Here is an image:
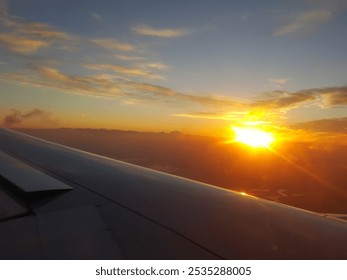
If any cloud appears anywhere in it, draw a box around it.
[173,86,347,123]
[2,108,58,127]
[6,20,69,39]
[174,111,247,120]
[254,90,317,110]
[0,33,49,53]
[132,25,190,38]
[35,66,125,97]
[274,9,332,36]
[83,63,161,79]
[0,1,69,54]
[0,0,68,40]
[90,12,102,21]
[318,87,347,106]
[292,117,347,133]
[268,78,289,85]
[0,65,245,109]
[91,38,136,51]
[0,67,125,98]
[124,82,246,109]
[255,86,347,110]
[115,55,144,61]
[0,0,8,16]
[144,63,169,70]
[1,63,346,121]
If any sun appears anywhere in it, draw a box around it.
[232,126,275,148]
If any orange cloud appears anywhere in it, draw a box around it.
[0,33,49,53]
[0,1,70,54]
[84,63,155,79]
[115,55,145,61]
[144,63,169,70]
[0,66,243,110]
[5,20,69,39]
[132,25,190,38]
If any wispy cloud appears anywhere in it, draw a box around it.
[174,111,247,120]
[0,0,8,16]
[0,66,244,109]
[115,54,145,61]
[0,0,69,54]
[0,33,49,53]
[254,90,317,110]
[144,63,169,70]
[317,86,347,106]
[255,86,347,109]
[1,62,346,123]
[292,117,347,133]
[91,38,136,51]
[2,108,58,127]
[84,63,156,79]
[132,25,190,38]
[0,67,124,98]
[268,78,289,85]
[174,86,347,122]
[5,20,70,39]
[90,12,102,21]
[125,82,246,109]
[274,9,332,36]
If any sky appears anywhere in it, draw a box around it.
[0,0,347,137]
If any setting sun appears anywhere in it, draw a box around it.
[232,126,275,148]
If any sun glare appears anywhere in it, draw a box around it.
[232,126,275,148]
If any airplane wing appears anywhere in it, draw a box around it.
[0,128,347,259]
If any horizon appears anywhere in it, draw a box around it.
[13,127,347,214]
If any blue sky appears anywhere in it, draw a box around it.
[0,0,346,135]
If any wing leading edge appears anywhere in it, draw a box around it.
[0,128,347,259]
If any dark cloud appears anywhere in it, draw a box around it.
[292,117,347,133]
[254,91,317,110]
[2,108,58,127]
[254,86,347,110]
[318,86,347,106]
